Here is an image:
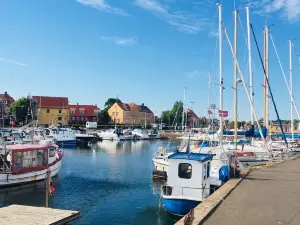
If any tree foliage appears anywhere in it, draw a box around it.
[104,98,122,109]
[162,101,183,127]
[98,98,122,125]
[8,97,28,123]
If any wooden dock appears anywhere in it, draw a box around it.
[0,205,80,225]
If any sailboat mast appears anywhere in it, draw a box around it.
[233,9,238,149]
[246,6,254,144]
[263,26,269,130]
[290,40,294,141]
[218,4,223,143]
[182,87,186,131]
[208,72,211,123]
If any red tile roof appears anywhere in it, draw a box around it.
[136,104,153,114]
[33,96,68,109]
[117,103,131,111]
[187,109,199,120]
[69,104,100,117]
[0,92,15,104]
[128,103,153,114]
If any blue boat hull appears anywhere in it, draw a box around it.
[162,198,200,216]
[56,140,77,147]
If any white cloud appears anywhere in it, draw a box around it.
[101,36,137,46]
[135,0,210,34]
[247,0,300,21]
[76,0,129,16]
[186,70,200,78]
[0,57,27,66]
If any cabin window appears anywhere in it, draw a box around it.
[49,149,56,157]
[204,163,207,180]
[178,163,192,179]
[46,109,50,113]
[13,150,47,171]
[207,162,210,178]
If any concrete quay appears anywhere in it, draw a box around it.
[177,157,300,225]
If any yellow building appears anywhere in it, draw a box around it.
[33,96,69,126]
[108,102,154,126]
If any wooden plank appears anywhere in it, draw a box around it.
[0,205,80,225]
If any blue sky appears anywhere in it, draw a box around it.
[1,0,300,120]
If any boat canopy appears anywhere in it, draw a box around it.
[168,152,214,162]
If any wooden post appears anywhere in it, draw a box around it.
[45,170,50,208]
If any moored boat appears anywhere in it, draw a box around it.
[0,143,63,187]
[161,152,214,216]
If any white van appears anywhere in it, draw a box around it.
[86,122,97,129]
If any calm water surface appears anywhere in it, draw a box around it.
[0,140,182,225]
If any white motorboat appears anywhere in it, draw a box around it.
[0,142,63,187]
[97,128,125,141]
[132,128,149,140]
[161,152,215,216]
[46,127,76,147]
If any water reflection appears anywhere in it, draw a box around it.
[0,140,181,225]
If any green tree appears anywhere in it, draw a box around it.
[104,98,122,109]
[170,101,183,126]
[98,97,122,125]
[97,110,111,125]
[8,97,28,124]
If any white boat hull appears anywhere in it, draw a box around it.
[0,160,62,187]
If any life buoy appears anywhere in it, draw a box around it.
[49,178,55,194]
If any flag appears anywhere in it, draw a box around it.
[208,110,212,115]
[218,110,228,118]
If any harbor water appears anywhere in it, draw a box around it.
[0,140,182,225]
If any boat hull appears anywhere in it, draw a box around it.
[0,159,62,187]
[56,140,77,147]
[162,198,200,216]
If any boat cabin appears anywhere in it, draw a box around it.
[163,152,214,201]
[0,144,59,174]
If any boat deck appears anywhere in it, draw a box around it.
[0,204,80,225]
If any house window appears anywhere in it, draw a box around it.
[116,112,119,116]
[46,109,50,113]
[81,116,84,121]
[58,109,62,114]
[85,117,88,121]
[58,117,62,121]
[93,117,96,121]
[80,110,85,115]
[72,117,75,121]
[112,112,115,116]
[76,116,80,120]
[117,119,120,123]
[178,163,192,179]
[71,110,75,114]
